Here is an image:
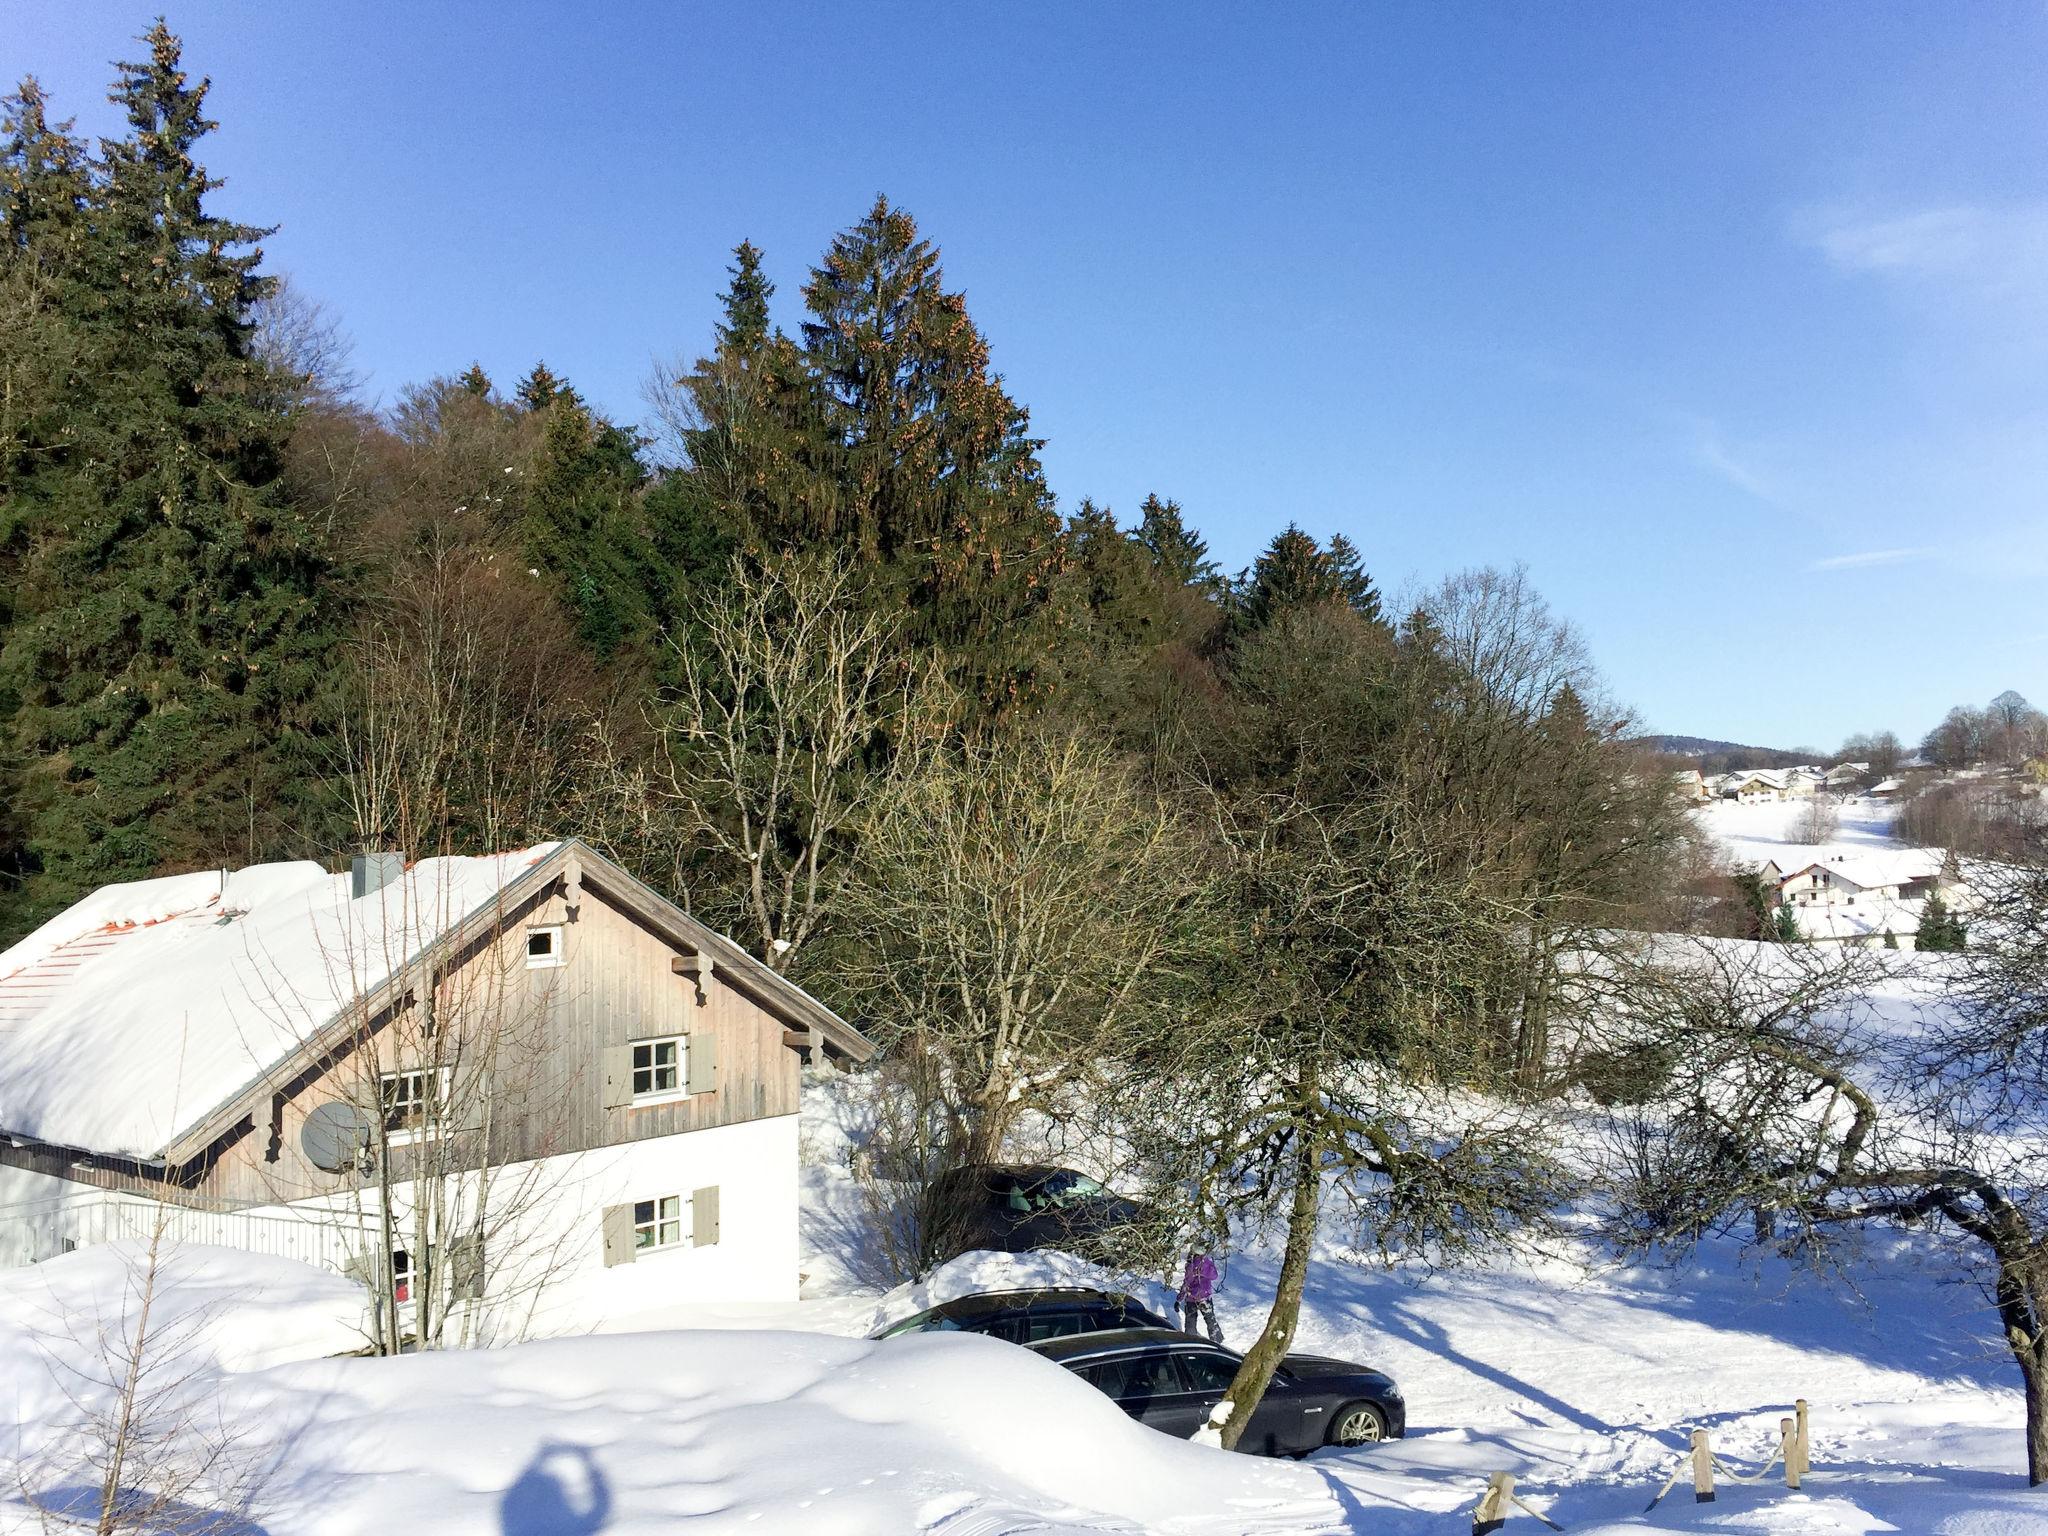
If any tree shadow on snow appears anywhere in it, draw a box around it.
[500,1443,612,1536]
[17,1486,269,1535]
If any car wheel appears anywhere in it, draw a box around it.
[1327,1402,1387,1447]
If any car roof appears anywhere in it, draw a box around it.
[951,1162,1072,1181]
[1029,1326,1214,1363]
[928,1287,1139,1318]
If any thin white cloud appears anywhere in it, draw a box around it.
[1795,200,2048,309]
[1678,413,1788,508]
[1808,547,1936,572]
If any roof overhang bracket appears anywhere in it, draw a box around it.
[671,951,713,1005]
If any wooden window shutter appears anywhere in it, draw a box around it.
[601,1203,635,1267]
[686,1031,719,1095]
[601,1043,634,1110]
[692,1185,720,1247]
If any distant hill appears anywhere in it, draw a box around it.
[1639,736,1816,773]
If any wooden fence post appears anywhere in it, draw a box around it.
[1474,1471,1515,1535]
[1781,1417,1799,1489]
[1691,1428,1715,1503]
[1795,1398,1810,1478]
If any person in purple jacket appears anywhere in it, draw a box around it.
[1178,1249,1223,1344]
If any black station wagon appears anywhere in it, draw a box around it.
[1030,1327,1406,1456]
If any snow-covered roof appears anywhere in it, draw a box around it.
[0,846,559,1160]
[1870,778,1905,794]
[1724,770,1787,790]
[1787,892,1925,942]
[1774,849,1950,894]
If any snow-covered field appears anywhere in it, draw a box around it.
[6,1127,2040,1534]
[1694,793,1904,872]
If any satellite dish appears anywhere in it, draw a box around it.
[300,1101,372,1173]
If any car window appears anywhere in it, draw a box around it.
[1028,1170,1107,1210]
[980,1314,1027,1344]
[1020,1309,1086,1343]
[1174,1350,1241,1395]
[1081,1351,1185,1403]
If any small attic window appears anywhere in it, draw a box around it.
[526,925,565,969]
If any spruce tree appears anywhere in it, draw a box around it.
[1239,524,1342,629]
[715,239,773,354]
[1135,493,1222,595]
[516,361,571,412]
[1068,498,1165,648]
[1325,533,1385,627]
[0,24,339,934]
[458,362,493,398]
[1,78,92,263]
[797,196,1064,709]
[522,397,655,659]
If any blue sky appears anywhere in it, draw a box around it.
[14,3,2047,750]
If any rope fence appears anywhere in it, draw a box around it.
[1468,1398,1811,1533]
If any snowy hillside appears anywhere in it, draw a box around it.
[1694,794,1903,867]
[3,1100,2041,1535]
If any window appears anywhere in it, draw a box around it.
[630,1036,685,1102]
[1020,1309,1090,1344]
[526,925,565,968]
[379,1067,449,1140]
[1081,1351,1183,1404]
[1174,1351,1240,1394]
[634,1194,687,1253]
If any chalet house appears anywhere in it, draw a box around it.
[0,841,871,1332]
[1765,849,1965,949]
[1825,762,1870,788]
[1672,769,1708,803]
[1721,772,1788,804]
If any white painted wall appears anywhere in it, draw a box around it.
[0,1161,98,1208]
[0,1164,118,1268]
[254,1112,801,1341]
[521,1112,800,1335]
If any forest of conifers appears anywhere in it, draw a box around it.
[0,22,1694,1078]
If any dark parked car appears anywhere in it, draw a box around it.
[1030,1327,1405,1456]
[925,1164,1148,1260]
[871,1287,1176,1344]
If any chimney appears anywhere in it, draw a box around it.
[351,851,404,899]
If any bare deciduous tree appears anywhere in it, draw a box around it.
[1127,790,1561,1450]
[1610,924,2048,1483]
[636,552,932,971]
[1793,791,1840,845]
[14,1218,271,1534]
[841,727,1213,1182]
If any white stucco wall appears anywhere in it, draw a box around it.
[251,1111,801,1340]
[0,1165,120,1268]
[516,1112,802,1335]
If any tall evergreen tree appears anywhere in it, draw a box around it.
[796,197,1065,709]
[1325,533,1385,627]
[1135,493,1222,595]
[1067,498,1165,649]
[715,238,773,354]
[516,360,573,412]
[0,78,91,262]
[0,24,338,934]
[523,397,655,659]
[457,362,493,398]
[1238,524,1342,629]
